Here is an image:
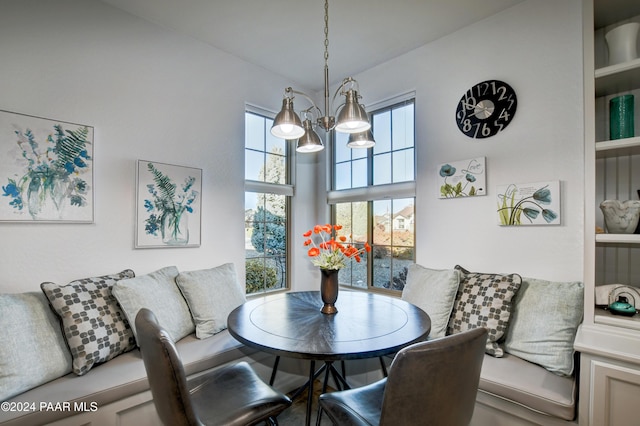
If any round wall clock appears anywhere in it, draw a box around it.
[455,79,517,139]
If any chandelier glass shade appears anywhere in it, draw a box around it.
[270,0,374,153]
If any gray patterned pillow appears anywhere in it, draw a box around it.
[447,265,522,357]
[41,269,136,376]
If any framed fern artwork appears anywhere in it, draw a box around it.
[135,160,202,248]
[0,110,94,222]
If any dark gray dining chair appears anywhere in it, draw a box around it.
[317,327,488,426]
[135,308,291,426]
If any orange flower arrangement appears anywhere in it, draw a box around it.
[303,224,371,270]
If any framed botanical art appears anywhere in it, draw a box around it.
[135,160,202,248]
[497,180,560,226]
[0,110,94,222]
[438,157,486,198]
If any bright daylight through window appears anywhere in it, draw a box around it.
[331,98,415,291]
[244,110,291,294]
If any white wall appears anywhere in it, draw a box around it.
[0,0,319,292]
[349,0,585,281]
[0,0,585,294]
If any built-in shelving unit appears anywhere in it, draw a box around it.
[577,1,640,424]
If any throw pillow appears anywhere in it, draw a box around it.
[447,265,522,357]
[401,264,459,338]
[41,269,136,376]
[112,266,195,343]
[504,277,584,376]
[175,263,246,339]
[0,292,72,401]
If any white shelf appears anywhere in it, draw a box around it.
[596,233,640,243]
[595,136,640,157]
[595,58,640,97]
[595,307,640,331]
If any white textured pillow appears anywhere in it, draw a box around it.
[175,263,246,339]
[0,292,72,401]
[504,278,584,376]
[112,266,195,343]
[402,264,460,338]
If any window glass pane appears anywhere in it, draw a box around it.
[352,201,368,242]
[390,254,410,291]
[373,153,391,185]
[373,200,391,245]
[245,113,264,151]
[335,132,350,163]
[392,104,414,150]
[335,201,369,288]
[265,151,286,184]
[352,145,367,160]
[392,148,414,183]
[372,249,391,289]
[391,199,414,246]
[245,150,264,181]
[373,111,391,154]
[245,192,287,294]
[335,162,351,190]
[352,158,368,188]
[265,118,285,154]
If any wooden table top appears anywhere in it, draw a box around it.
[227,291,431,361]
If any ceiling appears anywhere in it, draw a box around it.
[100,0,525,92]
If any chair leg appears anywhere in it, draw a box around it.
[315,406,324,426]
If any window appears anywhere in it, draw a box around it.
[244,108,291,294]
[330,96,415,292]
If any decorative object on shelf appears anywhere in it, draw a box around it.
[609,94,634,140]
[455,80,517,139]
[599,199,640,234]
[303,224,371,314]
[135,160,202,248]
[438,157,486,198]
[496,181,560,226]
[609,296,636,316]
[606,285,640,317]
[605,22,640,66]
[270,0,374,153]
[0,110,94,223]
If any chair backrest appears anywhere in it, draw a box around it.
[135,308,202,426]
[379,327,488,426]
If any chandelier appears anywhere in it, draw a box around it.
[270,0,375,153]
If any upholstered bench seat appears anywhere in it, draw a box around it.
[0,330,256,426]
[479,353,577,421]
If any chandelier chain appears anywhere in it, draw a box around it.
[324,0,329,66]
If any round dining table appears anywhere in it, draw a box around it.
[227,290,431,425]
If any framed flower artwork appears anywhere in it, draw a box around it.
[135,160,202,248]
[496,180,560,226]
[438,157,486,198]
[0,110,94,222]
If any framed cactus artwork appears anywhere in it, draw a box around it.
[0,110,94,222]
[496,180,560,226]
[135,160,202,248]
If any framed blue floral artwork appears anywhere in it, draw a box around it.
[0,110,94,222]
[135,160,202,248]
[496,180,560,226]
[438,157,486,198]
